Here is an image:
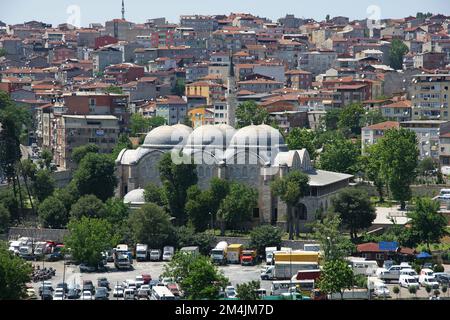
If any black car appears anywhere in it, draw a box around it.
[41,290,53,300]
[97,278,110,290]
[83,280,95,294]
[434,273,450,285]
[56,283,69,293]
[94,287,109,300]
[67,289,80,300]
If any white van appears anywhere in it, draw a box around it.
[399,275,419,288]
[124,288,136,300]
[400,268,419,280]
[439,188,450,198]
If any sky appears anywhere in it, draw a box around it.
[1,0,449,27]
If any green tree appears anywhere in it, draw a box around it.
[0,204,10,233]
[311,214,355,261]
[129,113,150,136]
[331,188,376,240]
[235,101,269,128]
[325,14,330,22]
[39,148,53,170]
[38,196,68,228]
[32,169,55,203]
[0,243,32,299]
[318,138,360,175]
[111,133,133,160]
[408,285,417,298]
[271,170,310,239]
[0,48,6,57]
[172,78,186,96]
[105,85,123,94]
[393,286,400,299]
[408,197,448,252]
[158,152,197,225]
[360,109,386,127]
[218,182,258,234]
[363,144,386,202]
[19,159,37,212]
[322,108,341,131]
[377,128,419,209]
[70,194,106,220]
[143,182,167,207]
[148,116,167,129]
[71,144,99,165]
[73,153,117,202]
[175,225,216,255]
[389,39,409,70]
[65,217,119,267]
[162,252,229,300]
[185,185,213,232]
[53,182,79,213]
[317,259,354,300]
[338,103,365,136]
[418,157,436,176]
[104,197,130,225]
[236,280,261,300]
[249,225,283,258]
[128,203,173,249]
[286,128,317,159]
[0,189,19,222]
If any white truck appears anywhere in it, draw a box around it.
[180,246,200,256]
[347,257,379,276]
[136,244,149,262]
[150,249,161,261]
[261,262,320,280]
[210,241,228,265]
[265,247,277,265]
[163,246,175,261]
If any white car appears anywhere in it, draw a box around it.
[124,288,135,300]
[139,284,151,294]
[161,277,174,286]
[225,286,237,299]
[400,268,419,281]
[421,276,440,289]
[135,276,144,288]
[80,291,93,300]
[113,285,124,297]
[373,283,390,297]
[53,288,65,300]
[399,275,420,288]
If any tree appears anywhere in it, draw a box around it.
[158,152,197,225]
[128,203,173,249]
[249,225,283,258]
[129,113,150,136]
[322,108,341,131]
[65,217,118,267]
[360,109,386,127]
[389,39,409,70]
[218,182,258,234]
[236,280,261,300]
[175,225,216,256]
[162,252,229,300]
[0,204,10,233]
[408,197,448,252]
[377,128,419,209]
[53,182,79,213]
[235,101,269,128]
[325,14,330,22]
[143,182,167,207]
[271,170,310,239]
[418,157,436,176]
[317,259,354,300]
[286,128,317,159]
[38,196,68,228]
[111,133,133,160]
[331,188,376,240]
[32,169,55,203]
[105,85,123,94]
[408,285,417,298]
[425,284,432,296]
[416,12,433,19]
[393,286,400,299]
[185,185,213,232]
[73,153,117,202]
[338,103,365,136]
[71,144,99,165]
[39,148,53,170]
[318,138,360,175]
[104,197,130,225]
[363,144,386,202]
[0,48,6,57]
[19,159,37,213]
[70,194,106,220]
[0,189,19,222]
[148,116,166,129]
[172,78,185,96]
[0,243,32,299]
[311,214,355,261]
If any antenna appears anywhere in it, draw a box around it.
[121,0,125,20]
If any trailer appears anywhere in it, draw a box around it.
[227,244,243,264]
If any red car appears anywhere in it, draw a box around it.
[141,274,152,284]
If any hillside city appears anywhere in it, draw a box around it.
[1,1,450,303]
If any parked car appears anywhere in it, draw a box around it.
[225,286,237,299]
[39,282,54,296]
[95,287,109,300]
[420,276,440,289]
[434,273,450,285]
[135,275,145,288]
[113,285,124,297]
[83,280,95,294]
[399,275,420,289]
[79,263,96,273]
[161,277,174,286]
[80,291,93,300]
[149,280,160,289]
[41,289,53,300]
[141,274,152,284]
[53,288,65,300]
[26,288,37,300]
[56,282,69,293]
[137,288,149,300]
[97,277,110,290]
[67,288,80,300]
[124,288,136,300]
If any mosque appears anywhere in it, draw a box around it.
[115,122,353,232]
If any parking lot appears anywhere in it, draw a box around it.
[30,260,266,300]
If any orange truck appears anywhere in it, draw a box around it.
[241,249,257,266]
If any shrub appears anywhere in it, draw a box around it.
[434,264,444,273]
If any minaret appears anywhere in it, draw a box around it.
[226,50,237,127]
[121,0,125,20]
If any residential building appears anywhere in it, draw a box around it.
[411,74,450,120]
[285,70,312,90]
[361,121,400,153]
[379,100,412,122]
[92,46,123,74]
[155,95,188,125]
[188,107,215,128]
[297,50,338,76]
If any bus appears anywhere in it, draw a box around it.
[270,280,315,296]
[151,286,176,300]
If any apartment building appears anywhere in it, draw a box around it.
[411,74,450,120]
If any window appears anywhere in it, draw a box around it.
[252,208,260,218]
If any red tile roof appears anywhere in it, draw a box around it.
[364,121,400,131]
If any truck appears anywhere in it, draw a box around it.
[328,288,369,300]
[136,244,149,262]
[347,257,378,276]
[149,249,161,261]
[180,246,200,256]
[265,247,278,265]
[114,252,131,270]
[273,251,320,264]
[261,261,320,280]
[241,250,257,266]
[292,269,322,281]
[18,246,34,260]
[163,246,175,261]
[227,244,243,264]
[376,264,412,282]
[210,241,228,265]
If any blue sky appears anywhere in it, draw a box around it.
[1,0,449,26]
